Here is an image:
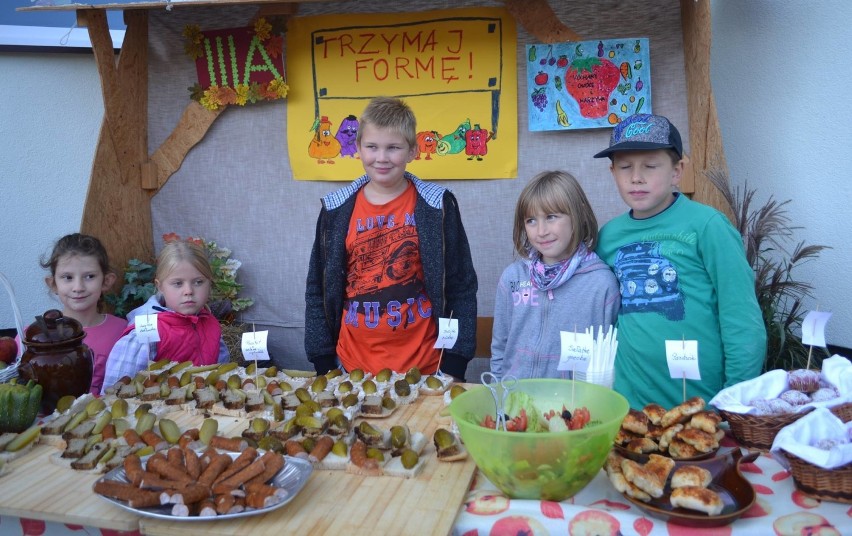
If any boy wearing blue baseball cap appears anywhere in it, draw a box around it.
[595,113,766,410]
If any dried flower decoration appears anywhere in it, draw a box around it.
[185,17,287,111]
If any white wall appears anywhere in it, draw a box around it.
[0,52,102,331]
[711,0,852,349]
[2,1,851,350]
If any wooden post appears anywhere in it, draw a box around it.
[680,0,733,219]
[80,9,155,285]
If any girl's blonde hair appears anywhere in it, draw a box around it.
[512,171,599,258]
[155,240,213,283]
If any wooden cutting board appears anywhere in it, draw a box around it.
[0,389,477,535]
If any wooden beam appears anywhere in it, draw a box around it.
[680,0,732,218]
[147,101,226,191]
[80,9,154,286]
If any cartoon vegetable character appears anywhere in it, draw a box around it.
[464,124,492,161]
[308,115,342,164]
[435,119,470,155]
[415,130,441,160]
[335,114,359,158]
[565,57,621,118]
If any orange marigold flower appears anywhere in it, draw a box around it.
[254,18,272,41]
[162,233,181,243]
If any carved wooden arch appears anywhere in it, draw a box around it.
[70,0,726,279]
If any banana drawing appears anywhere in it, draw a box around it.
[555,100,571,127]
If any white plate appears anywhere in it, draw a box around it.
[93,452,312,521]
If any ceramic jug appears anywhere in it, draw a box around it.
[18,309,93,414]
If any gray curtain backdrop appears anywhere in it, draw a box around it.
[149,1,688,372]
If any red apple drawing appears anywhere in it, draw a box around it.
[534,71,549,86]
[0,336,17,364]
[490,515,546,535]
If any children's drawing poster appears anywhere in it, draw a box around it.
[526,38,651,131]
[286,8,518,180]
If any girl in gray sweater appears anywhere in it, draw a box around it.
[490,171,620,379]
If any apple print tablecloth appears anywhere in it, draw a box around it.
[453,438,851,536]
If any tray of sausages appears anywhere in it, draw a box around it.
[92,445,312,520]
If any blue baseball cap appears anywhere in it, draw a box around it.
[594,114,683,159]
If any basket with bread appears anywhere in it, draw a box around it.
[770,406,852,504]
[710,355,852,451]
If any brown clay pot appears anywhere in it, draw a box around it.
[18,309,93,414]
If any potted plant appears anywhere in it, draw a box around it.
[706,169,831,372]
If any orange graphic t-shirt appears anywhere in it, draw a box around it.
[336,183,440,374]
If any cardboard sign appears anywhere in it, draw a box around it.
[134,313,160,343]
[434,317,459,349]
[801,310,832,347]
[665,339,700,380]
[558,331,593,372]
[241,330,270,361]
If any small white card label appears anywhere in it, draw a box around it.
[801,310,832,347]
[434,317,459,349]
[665,340,700,380]
[241,330,270,361]
[134,313,160,343]
[557,331,593,372]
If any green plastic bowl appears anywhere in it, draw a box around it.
[450,378,628,501]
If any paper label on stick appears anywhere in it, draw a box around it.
[801,310,832,347]
[558,331,593,372]
[434,318,459,349]
[665,340,700,380]
[241,330,270,361]
[134,313,160,343]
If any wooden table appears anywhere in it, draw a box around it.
[0,392,477,536]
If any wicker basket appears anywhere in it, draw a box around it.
[780,403,852,504]
[720,408,812,452]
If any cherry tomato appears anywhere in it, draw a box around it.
[569,407,591,430]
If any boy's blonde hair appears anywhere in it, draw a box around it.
[513,171,599,258]
[356,96,417,148]
[155,240,213,283]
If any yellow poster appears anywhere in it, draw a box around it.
[286,7,517,180]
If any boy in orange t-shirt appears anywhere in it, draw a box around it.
[304,97,478,380]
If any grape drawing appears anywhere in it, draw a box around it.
[531,88,548,112]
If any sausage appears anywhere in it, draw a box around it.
[214,447,258,484]
[198,453,232,487]
[93,480,161,509]
[245,451,285,486]
[209,436,248,452]
[308,435,334,462]
[211,459,267,495]
[182,447,201,480]
[147,455,193,483]
[123,454,144,486]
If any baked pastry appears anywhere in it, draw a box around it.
[676,428,718,453]
[658,424,684,450]
[671,465,712,488]
[811,386,839,402]
[788,369,821,393]
[670,486,724,516]
[688,411,722,434]
[766,398,795,414]
[621,459,666,498]
[660,397,705,428]
[779,389,811,406]
[625,437,659,454]
[668,438,700,459]
[642,403,667,426]
[622,409,650,435]
[614,427,642,446]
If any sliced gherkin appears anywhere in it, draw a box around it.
[348,368,365,382]
[404,367,421,384]
[361,380,378,394]
[400,448,419,469]
[393,379,411,397]
[425,376,443,389]
[375,368,392,382]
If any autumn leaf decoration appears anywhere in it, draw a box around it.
[185,17,289,111]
